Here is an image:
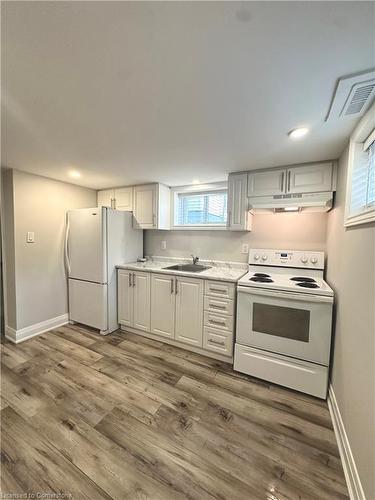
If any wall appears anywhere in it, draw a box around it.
[2,169,96,331]
[145,212,328,262]
[326,146,375,499]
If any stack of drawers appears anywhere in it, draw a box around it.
[203,280,235,358]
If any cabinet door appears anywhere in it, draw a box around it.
[115,187,133,211]
[175,277,203,347]
[227,173,251,231]
[150,274,175,338]
[133,271,151,331]
[248,170,285,197]
[133,185,157,229]
[118,270,133,327]
[287,163,333,194]
[97,189,115,208]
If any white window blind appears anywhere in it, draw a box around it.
[175,190,227,226]
[349,131,375,216]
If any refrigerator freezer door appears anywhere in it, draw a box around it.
[69,279,107,331]
[68,207,107,283]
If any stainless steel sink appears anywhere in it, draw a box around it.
[163,264,211,273]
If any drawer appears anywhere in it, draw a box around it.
[203,327,233,357]
[204,280,235,299]
[204,311,233,332]
[204,296,234,316]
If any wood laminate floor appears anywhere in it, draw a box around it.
[1,324,348,500]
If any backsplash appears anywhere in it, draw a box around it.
[144,213,328,263]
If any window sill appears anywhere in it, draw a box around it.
[171,225,229,231]
[344,208,375,227]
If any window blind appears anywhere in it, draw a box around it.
[176,190,227,226]
[349,134,375,215]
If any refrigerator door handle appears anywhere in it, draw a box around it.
[64,212,71,277]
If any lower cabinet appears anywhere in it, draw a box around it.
[118,269,233,359]
[175,276,204,347]
[118,270,150,332]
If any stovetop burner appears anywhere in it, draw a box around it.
[250,276,274,283]
[296,282,320,289]
[253,273,271,278]
[290,277,316,283]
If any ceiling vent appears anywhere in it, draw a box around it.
[325,69,375,121]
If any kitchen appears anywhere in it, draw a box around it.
[1,2,374,500]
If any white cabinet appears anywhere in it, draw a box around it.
[287,163,334,194]
[118,270,150,331]
[133,184,170,230]
[175,277,204,347]
[247,162,335,198]
[97,189,115,208]
[115,187,133,211]
[151,274,175,339]
[227,173,252,231]
[248,170,285,197]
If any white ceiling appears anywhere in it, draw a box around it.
[2,1,374,189]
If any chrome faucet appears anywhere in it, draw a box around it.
[191,254,199,265]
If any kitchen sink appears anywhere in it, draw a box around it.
[163,264,211,273]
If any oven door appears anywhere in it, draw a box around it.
[236,286,333,365]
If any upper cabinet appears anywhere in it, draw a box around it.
[247,161,336,197]
[287,163,334,194]
[227,172,252,231]
[97,183,170,229]
[133,183,170,230]
[248,170,285,197]
[97,187,132,211]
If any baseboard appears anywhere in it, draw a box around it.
[327,384,366,500]
[5,314,69,344]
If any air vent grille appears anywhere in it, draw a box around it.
[344,83,375,116]
[325,70,375,121]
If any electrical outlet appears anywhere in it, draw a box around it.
[241,243,249,254]
[26,231,35,243]
[161,240,167,250]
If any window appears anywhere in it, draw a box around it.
[345,103,375,227]
[172,184,228,228]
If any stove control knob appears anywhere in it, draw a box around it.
[301,256,308,264]
[261,254,268,261]
[310,257,318,265]
[254,254,260,261]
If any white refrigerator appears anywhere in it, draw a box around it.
[65,207,143,334]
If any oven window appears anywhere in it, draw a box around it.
[253,303,310,342]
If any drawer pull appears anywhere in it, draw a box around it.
[209,319,226,326]
[210,288,226,293]
[210,304,226,310]
[208,339,225,346]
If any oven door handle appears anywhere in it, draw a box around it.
[237,285,333,304]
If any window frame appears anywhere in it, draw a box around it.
[344,102,375,227]
[171,182,228,230]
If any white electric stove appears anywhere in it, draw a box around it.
[234,249,334,399]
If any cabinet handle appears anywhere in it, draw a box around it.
[287,171,291,192]
[170,278,174,294]
[210,287,226,293]
[210,304,226,310]
[209,319,226,326]
[132,273,136,287]
[128,273,132,287]
[175,279,178,295]
[208,339,225,346]
[281,172,284,192]
[111,198,116,210]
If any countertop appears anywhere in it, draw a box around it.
[117,257,247,283]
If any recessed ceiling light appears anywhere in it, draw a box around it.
[284,206,300,212]
[69,170,81,178]
[192,179,200,184]
[288,127,309,139]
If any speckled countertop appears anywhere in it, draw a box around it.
[117,256,247,283]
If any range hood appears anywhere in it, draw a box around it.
[249,192,333,213]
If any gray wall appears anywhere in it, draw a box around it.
[2,169,96,331]
[326,146,375,498]
[145,212,328,262]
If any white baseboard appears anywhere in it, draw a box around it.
[327,384,366,500]
[5,314,69,344]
